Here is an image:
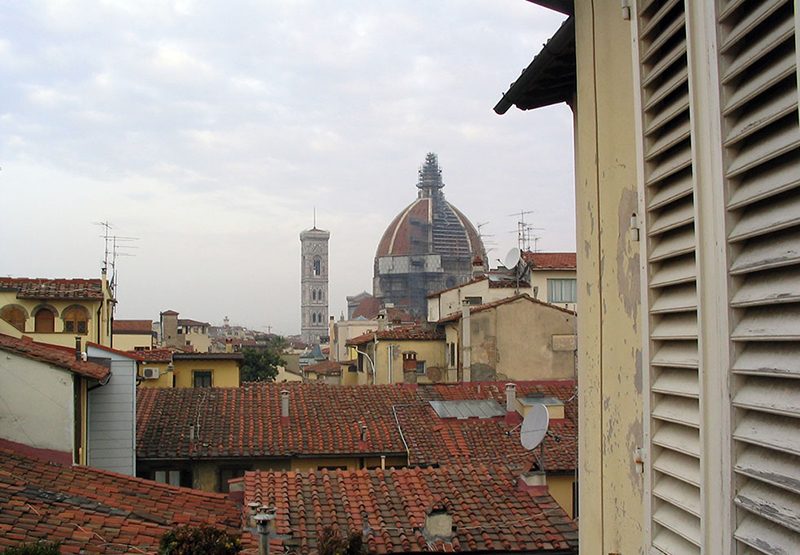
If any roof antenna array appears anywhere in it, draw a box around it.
[94,220,139,296]
[508,210,544,252]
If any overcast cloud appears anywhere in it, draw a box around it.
[0,0,573,335]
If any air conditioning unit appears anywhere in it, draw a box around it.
[143,367,160,380]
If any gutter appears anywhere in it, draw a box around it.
[493,16,575,115]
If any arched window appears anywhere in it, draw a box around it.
[0,305,26,332]
[313,258,321,276]
[63,307,89,334]
[34,308,55,333]
[312,290,317,301]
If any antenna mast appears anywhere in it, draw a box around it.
[94,221,139,296]
[508,210,544,252]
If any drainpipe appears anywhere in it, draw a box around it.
[461,300,471,382]
[354,348,376,384]
[387,344,394,385]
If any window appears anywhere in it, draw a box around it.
[416,361,426,375]
[312,290,317,301]
[34,308,55,332]
[218,467,249,493]
[63,307,89,334]
[547,279,577,303]
[447,342,457,368]
[155,470,182,486]
[313,258,321,276]
[0,306,26,332]
[193,370,212,388]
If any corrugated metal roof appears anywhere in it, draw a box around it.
[428,400,505,419]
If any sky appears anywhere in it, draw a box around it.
[0,0,574,336]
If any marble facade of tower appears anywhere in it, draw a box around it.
[300,226,330,345]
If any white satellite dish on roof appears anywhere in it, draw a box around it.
[520,404,550,450]
[504,247,521,270]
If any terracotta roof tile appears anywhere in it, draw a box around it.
[137,383,415,459]
[112,319,154,333]
[132,348,174,363]
[137,380,577,473]
[178,318,211,327]
[0,333,110,380]
[0,278,106,300]
[346,325,443,347]
[521,252,577,270]
[0,448,240,553]
[303,360,341,375]
[242,465,577,554]
[437,294,575,323]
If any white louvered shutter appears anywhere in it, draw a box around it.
[636,0,799,553]
[637,1,702,552]
[718,0,800,552]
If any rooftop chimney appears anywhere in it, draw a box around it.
[505,383,517,412]
[75,336,82,361]
[517,470,548,496]
[280,389,289,421]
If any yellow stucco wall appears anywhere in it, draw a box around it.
[291,457,360,472]
[547,474,576,519]
[136,362,174,388]
[173,358,241,388]
[368,339,446,385]
[527,269,578,313]
[574,2,644,553]
[0,292,111,348]
[112,333,154,352]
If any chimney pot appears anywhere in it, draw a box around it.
[505,383,517,413]
[280,389,290,419]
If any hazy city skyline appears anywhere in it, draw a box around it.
[0,1,575,335]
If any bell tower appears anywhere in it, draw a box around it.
[300,223,330,345]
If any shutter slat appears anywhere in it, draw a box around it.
[639,0,681,40]
[649,199,694,235]
[651,313,698,341]
[732,343,800,378]
[730,266,800,307]
[726,118,800,178]
[645,96,690,138]
[653,396,700,427]
[720,16,794,84]
[724,85,797,147]
[728,152,800,210]
[734,412,800,457]
[718,0,790,54]
[650,283,697,314]
[735,446,800,496]
[731,304,800,341]
[652,508,702,551]
[642,40,688,89]
[729,229,800,274]
[653,450,701,487]
[735,481,800,533]
[723,47,796,115]
[648,171,693,211]
[652,368,700,396]
[650,227,695,262]
[734,514,800,555]
[728,185,800,242]
[645,142,692,187]
[652,343,699,370]
[645,117,691,161]
[641,12,686,64]
[733,376,800,418]
[653,423,700,458]
[653,475,701,516]
[650,256,696,288]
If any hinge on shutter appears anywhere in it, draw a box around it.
[621,0,631,21]
[630,213,640,242]
[635,447,645,473]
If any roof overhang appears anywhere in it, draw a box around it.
[494,15,576,114]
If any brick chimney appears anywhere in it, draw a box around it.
[403,351,418,384]
[225,338,233,353]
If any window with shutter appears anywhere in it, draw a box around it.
[717,0,800,552]
[637,1,702,552]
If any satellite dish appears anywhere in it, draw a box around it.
[504,247,521,270]
[520,404,550,450]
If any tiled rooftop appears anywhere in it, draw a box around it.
[522,252,577,270]
[132,348,175,363]
[178,318,211,327]
[0,278,106,300]
[0,333,110,381]
[137,381,577,473]
[112,319,154,333]
[303,360,341,375]
[0,448,241,553]
[242,464,578,554]
[346,325,443,346]
[137,383,414,459]
[437,294,576,323]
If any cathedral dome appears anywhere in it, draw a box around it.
[373,153,486,317]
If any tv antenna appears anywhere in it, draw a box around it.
[94,221,139,295]
[508,210,544,252]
